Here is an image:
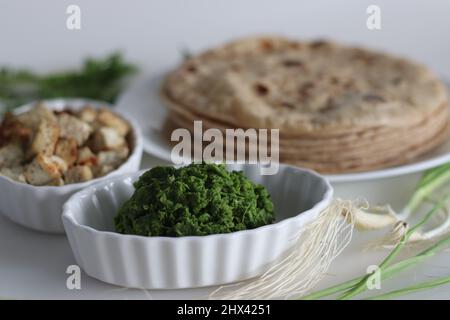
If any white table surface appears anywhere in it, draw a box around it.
[1,154,450,300]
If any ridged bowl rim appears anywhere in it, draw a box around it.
[62,164,333,242]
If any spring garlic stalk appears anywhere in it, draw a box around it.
[301,233,450,300]
[366,275,450,300]
[337,193,450,300]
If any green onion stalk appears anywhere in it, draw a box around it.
[338,193,450,300]
[367,274,450,300]
[302,163,450,300]
[398,163,450,220]
[301,233,450,300]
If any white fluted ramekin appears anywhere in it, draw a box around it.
[62,164,333,289]
[0,99,143,233]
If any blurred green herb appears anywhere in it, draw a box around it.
[0,52,136,112]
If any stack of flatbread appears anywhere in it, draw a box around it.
[161,36,449,173]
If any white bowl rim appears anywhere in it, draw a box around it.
[62,164,334,242]
[0,98,143,191]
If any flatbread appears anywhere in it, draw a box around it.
[285,124,450,173]
[166,102,448,157]
[163,36,448,135]
[161,36,449,173]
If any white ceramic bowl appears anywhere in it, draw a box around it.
[62,164,333,289]
[0,99,143,233]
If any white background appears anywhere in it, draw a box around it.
[1,0,450,78]
[1,0,450,299]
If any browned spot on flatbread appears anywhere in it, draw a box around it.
[282,59,304,68]
[363,94,386,103]
[254,83,269,96]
